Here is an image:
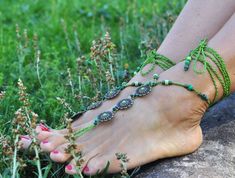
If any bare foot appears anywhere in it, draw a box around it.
[35,61,224,176]
[19,67,162,149]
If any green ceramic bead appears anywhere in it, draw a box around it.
[184,64,189,71]
[186,56,191,60]
[93,118,99,125]
[200,94,208,101]
[187,85,194,91]
[153,74,159,80]
[150,82,156,86]
[130,94,136,99]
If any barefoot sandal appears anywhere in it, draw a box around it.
[73,40,231,138]
[71,50,176,121]
[64,40,231,173]
[138,50,176,76]
[184,39,230,103]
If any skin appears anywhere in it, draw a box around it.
[21,0,235,138]
[20,0,235,176]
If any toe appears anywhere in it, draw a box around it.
[36,124,52,141]
[19,135,32,149]
[65,152,101,175]
[50,143,72,163]
[36,123,50,132]
[65,162,77,175]
[65,159,82,175]
[36,123,67,141]
[36,130,52,141]
[84,152,128,175]
[40,134,67,152]
[40,121,94,152]
[83,155,111,175]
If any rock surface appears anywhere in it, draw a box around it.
[134,93,235,178]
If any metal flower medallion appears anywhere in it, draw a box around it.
[104,89,121,100]
[87,101,102,110]
[135,85,152,96]
[117,98,133,110]
[97,111,114,122]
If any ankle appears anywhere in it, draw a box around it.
[152,83,206,127]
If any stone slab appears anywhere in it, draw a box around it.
[134,93,235,178]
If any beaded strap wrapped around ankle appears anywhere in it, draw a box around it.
[73,40,231,138]
[138,50,176,76]
[184,39,231,103]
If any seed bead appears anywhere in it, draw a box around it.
[162,80,172,85]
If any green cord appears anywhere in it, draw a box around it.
[74,124,95,138]
[73,78,212,139]
[206,47,231,94]
[139,50,176,76]
[184,40,231,104]
[151,80,211,105]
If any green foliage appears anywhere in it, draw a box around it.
[0,0,186,177]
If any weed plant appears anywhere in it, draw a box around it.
[0,0,185,177]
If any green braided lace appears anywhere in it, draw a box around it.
[184,39,231,104]
[74,124,95,138]
[139,50,176,76]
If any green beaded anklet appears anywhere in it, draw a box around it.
[184,39,230,104]
[74,76,211,137]
[71,51,175,121]
[73,40,231,138]
[138,50,176,76]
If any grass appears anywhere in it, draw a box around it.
[0,0,186,177]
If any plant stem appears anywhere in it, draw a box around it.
[33,142,43,178]
[12,132,19,178]
[36,50,42,87]
[25,108,43,178]
[71,151,84,178]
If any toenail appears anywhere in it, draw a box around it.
[52,150,59,154]
[42,140,49,144]
[20,136,30,140]
[66,164,73,171]
[83,165,89,173]
[39,123,50,132]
